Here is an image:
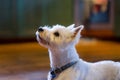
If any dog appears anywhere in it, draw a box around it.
[36,24,120,80]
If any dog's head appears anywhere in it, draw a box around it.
[36,24,84,49]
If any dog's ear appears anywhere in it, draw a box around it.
[67,24,75,30]
[72,25,84,37]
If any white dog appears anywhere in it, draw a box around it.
[36,24,120,80]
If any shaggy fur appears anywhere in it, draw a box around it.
[36,24,120,80]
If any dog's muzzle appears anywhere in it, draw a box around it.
[36,31,50,45]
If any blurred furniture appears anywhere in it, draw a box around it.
[74,0,116,39]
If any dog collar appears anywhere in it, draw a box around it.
[50,61,78,80]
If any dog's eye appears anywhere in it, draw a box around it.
[54,32,60,37]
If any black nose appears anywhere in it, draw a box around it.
[38,27,44,32]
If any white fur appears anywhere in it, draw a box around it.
[36,24,120,80]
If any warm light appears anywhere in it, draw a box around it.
[92,0,108,5]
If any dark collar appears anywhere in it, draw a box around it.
[50,61,78,79]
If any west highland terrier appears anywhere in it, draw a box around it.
[36,24,120,80]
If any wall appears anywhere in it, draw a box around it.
[0,0,73,39]
[114,0,120,37]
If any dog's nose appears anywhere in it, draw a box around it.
[38,28,44,32]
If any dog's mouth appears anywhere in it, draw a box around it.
[37,34,50,45]
[36,31,50,45]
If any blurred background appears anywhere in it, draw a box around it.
[0,0,120,80]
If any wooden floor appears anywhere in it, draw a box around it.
[0,38,120,80]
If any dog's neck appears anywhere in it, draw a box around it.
[48,46,79,69]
